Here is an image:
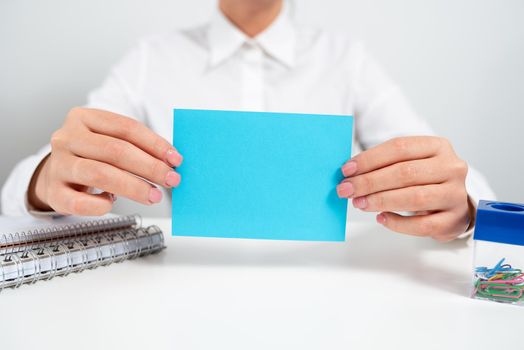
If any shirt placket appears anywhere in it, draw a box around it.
[240,42,264,111]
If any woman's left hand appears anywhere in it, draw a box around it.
[337,136,473,242]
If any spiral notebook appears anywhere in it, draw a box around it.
[0,214,165,291]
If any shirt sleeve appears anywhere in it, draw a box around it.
[1,145,51,216]
[85,40,149,122]
[350,43,435,147]
[1,42,149,217]
[349,43,496,237]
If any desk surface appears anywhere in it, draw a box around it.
[0,218,522,350]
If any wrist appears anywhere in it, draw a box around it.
[464,195,477,232]
[27,154,52,211]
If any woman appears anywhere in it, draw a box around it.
[1,0,494,241]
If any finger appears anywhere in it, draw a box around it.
[68,132,180,188]
[73,108,183,167]
[106,192,117,202]
[342,136,444,177]
[376,211,463,241]
[343,158,445,198]
[352,184,462,212]
[64,157,163,205]
[49,186,113,216]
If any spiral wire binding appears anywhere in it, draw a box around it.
[0,215,164,291]
[0,215,139,255]
[0,260,4,292]
[24,249,41,284]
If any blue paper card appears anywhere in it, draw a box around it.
[172,109,353,241]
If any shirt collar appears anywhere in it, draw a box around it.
[207,2,296,68]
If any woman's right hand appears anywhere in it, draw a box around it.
[28,107,183,216]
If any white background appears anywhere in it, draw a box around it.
[1,0,523,215]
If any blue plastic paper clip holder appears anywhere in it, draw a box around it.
[471,200,524,306]
[473,200,524,246]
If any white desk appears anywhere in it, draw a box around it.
[0,218,522,350]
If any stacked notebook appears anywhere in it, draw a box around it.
[0,214,165,291]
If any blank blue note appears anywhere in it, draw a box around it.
[172,109,353,241]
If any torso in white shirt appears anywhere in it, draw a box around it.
[86,4,434,151]
[0,4,495,217]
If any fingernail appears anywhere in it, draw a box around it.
[148,187,163,204]
[342,161,357,177]
[336,182,354,198]
[166,149,183,167]
[353,197,367,209]
[376,213,386,224]
[165,170,181,187]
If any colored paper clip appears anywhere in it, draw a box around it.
[476,283,524,300]
[473,258,524,304]
[475,258,516,278]
[488,274,524,285]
